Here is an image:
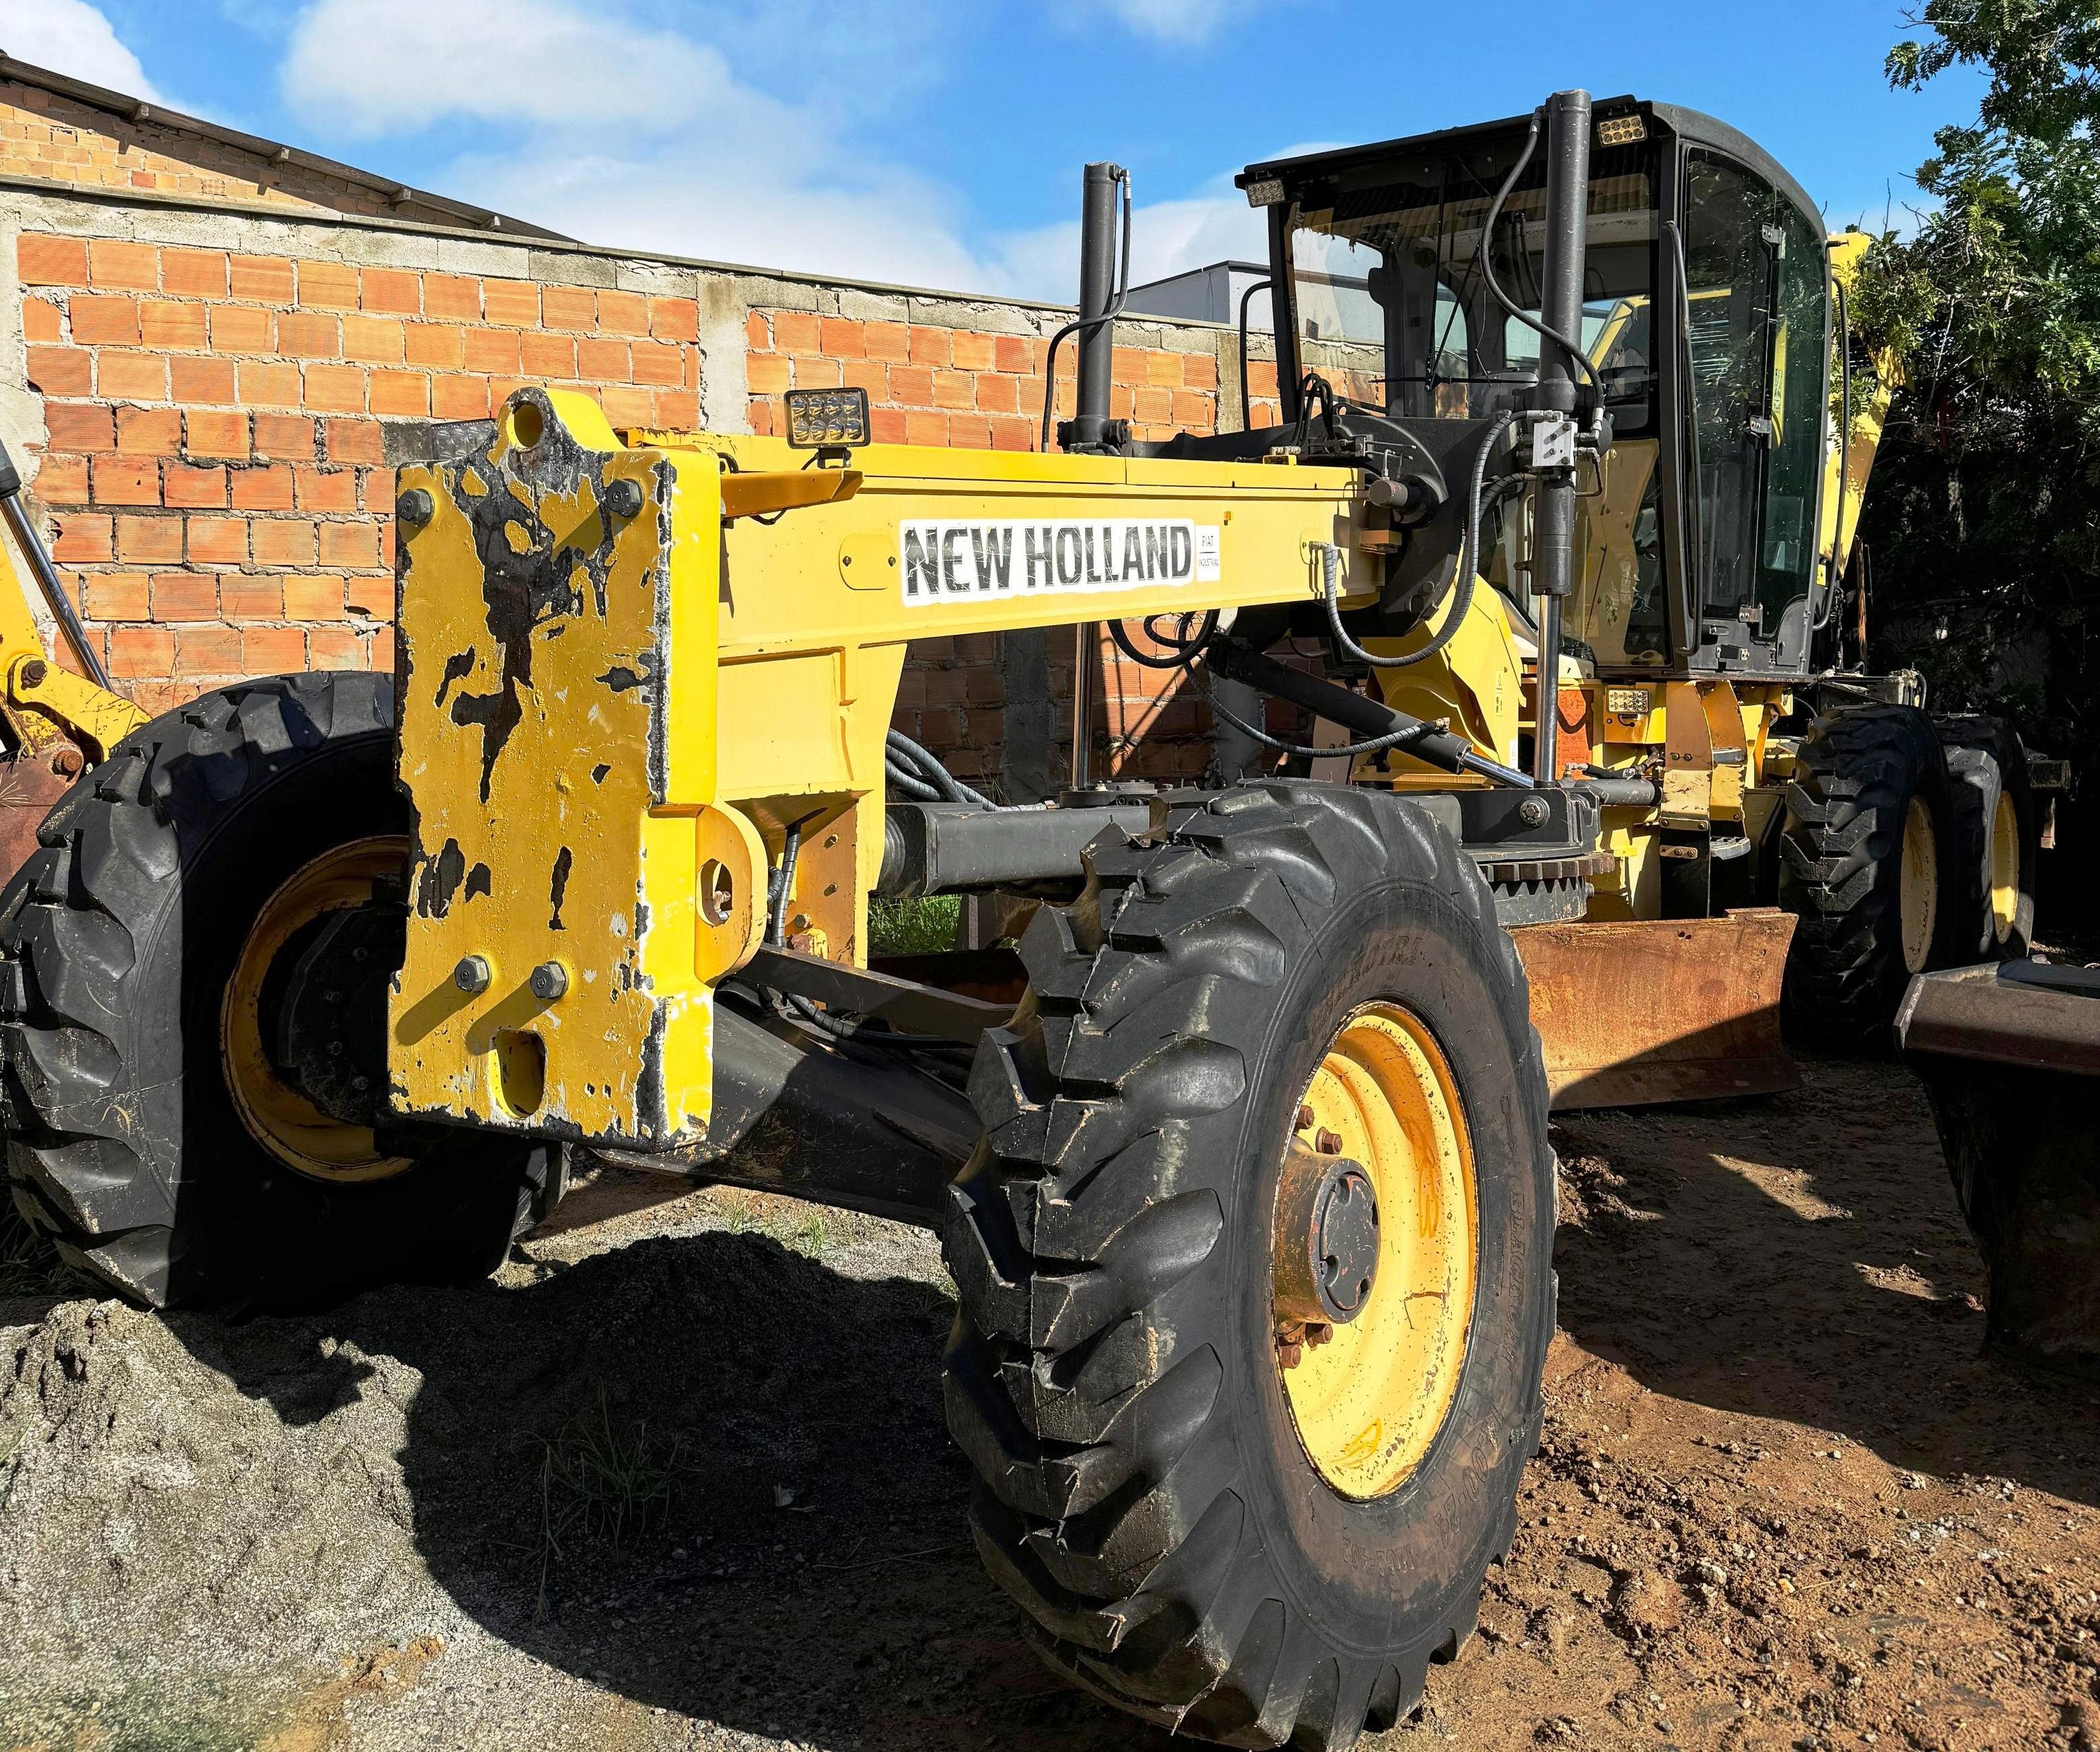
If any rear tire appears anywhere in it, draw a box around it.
[1934,715,2036,960]
[942,781,1554,1749]
[0,672,558,1310]
[1779,705,1959,1045]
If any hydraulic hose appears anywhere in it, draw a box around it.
[1323,413,1521,671]
[1479,111,1603,393]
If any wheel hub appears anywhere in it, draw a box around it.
[1273,1140,1380,1327]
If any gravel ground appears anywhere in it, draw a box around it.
[3,1059,2097,1752]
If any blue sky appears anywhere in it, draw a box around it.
[15,0,1984,299]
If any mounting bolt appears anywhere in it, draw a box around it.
[601,477,643,520]
[397,488,435,526]
[528,960,569,1002]
[49,746,83,779]
[18,659,47,689]
[1517,794,1550,827]
[452,954,491,994]
[1295,1104,1315,1131]
[1315,1127,1343,1156]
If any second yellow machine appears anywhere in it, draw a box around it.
[0,91,2043,1747]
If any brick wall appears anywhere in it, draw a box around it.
[0,104,1282,792]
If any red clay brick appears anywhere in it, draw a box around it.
[114,514,180,563]
[230,465,295,511]
[462,328,521,374]
[1170,389,1212,429]
[209,304,273,353]
[649,297,698,343]
[369,371,430,417]
[310,627,368,670]
[184,409,250,459]
[368,626,396,673]
[596,289,648,335]
[907,326,950,367]
[422,274,478,320]
[1144,351,1183,388]
[745,313,771,350]
[361,267,422,315]
[630,341,683,387]
[293,466,358,513]
[483,279,539,327]
[18,236,88,286]
[114,406,180,455]
[32,455,90,503]
[139,302,207,350]
[97,352,168,400]
[597,385,655,429]
[277,310,340,358]
[746,396,775,435]
[92,456,158,506]
[864,322,911,363]
[229,254,296,304]
[85,571,149,619]
[160,248,229,298]
[949,415,991,449]
[1182,353,1218,389]
[173,626,242,678]
[304,364,368,413]
[149,572,218,620]
[250,518,316,567]
[820,317,866,359]
[283,574,347,621]
[186,516,248,565]
[46,405,115,452]
[886,363,934,405]
[88,240,158,291]
[22,299,63,343]
[170,355,238,404]
[298,260,360,310]
[53,514,114,562]
[403,323,464,370]
[325,421,385,466]
[790,355,841,389]
[995,335,1038,374]
[342,316,405,365]
[254,414,317,460]
[987,413,1033,450]
[244,627,308,672]
[931,370,974,412]
[836,361,884,399]
[746,354,792,396]
[221,575,284,620]
[542,285,596,330]
[521,332,576,378]
[344,573,390,617]
[652,390,699,428]
[164,462,227,509]
[950,332,997,373]
[870,406,909,445]
[108,626,174,676]
[238,361,303,406]
[577,337,630,381]
[26,346,92,396]
[905,409,948,446]
[773,311,822,354]
[975,374,1019,414]
[69,295,139,345]
[431,375,491,420]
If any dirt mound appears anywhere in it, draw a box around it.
[1,1063,2097,1752]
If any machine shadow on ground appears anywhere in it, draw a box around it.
[1551,1058,2100,1512]
[162,1225,1177,1752]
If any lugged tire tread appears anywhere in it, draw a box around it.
[943,779,1549,1749]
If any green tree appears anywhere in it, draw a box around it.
[1855,1,2100,789]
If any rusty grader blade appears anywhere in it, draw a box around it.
[1512,907,1800,1110]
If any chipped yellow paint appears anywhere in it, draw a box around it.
[0,524,146,758]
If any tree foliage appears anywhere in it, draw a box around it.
[1854,1,2100,775]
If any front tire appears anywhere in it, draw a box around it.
[942,782,1554,1749]
[0,673,557,1310]
[1779,705,1960,1045]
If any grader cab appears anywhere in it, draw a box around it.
[0,92,2054,1747]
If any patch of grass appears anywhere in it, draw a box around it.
[868,894,960,956]
[784,1212,833,1257]
[0,1197,69,1298]
[533,1386,689,1617]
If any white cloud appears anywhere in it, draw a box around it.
[5,0,162,99]
[1064,0,1280,46]
[279,0,1280,298]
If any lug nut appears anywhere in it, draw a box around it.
[1295,1104,1315,1131]
[1315,1127,1343,1156]
[453,954,491,994]
[528,960,569,1002]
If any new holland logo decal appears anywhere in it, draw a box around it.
[899,519,1222,605]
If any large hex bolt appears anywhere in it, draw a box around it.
[452,955,491,994]
[529,961,569,1002]
[1273,1137,1380,1330]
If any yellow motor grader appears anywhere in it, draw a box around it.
[0,92,2048,1746]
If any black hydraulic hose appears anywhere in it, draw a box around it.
[1107,610,1218,670]
[1237,276,1273,431]
[884,759,944,802]
[1479,110,1603,393]
[885,728,992,809]
[1323,415,1520,671]
[1039,168,1133,452]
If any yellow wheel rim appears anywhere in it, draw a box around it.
[1899,796,1939,975]
[1988,788,2021,945]
[221,835,413,1184]
[1275,1002,1478,1500]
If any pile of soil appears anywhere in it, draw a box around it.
[3,1060,2097,1751]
